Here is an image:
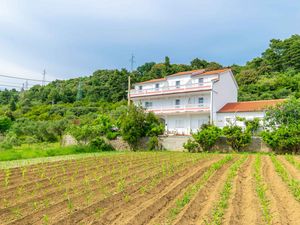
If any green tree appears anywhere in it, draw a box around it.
[223,125,251,151]
[0,116,12,134]
[192,124,222,151]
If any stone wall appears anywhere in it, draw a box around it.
[159,135,272,152]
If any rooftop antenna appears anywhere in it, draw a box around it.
[42,69,46,86]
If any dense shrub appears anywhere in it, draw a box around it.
[183,139,199,152]
[148,136,161,151]
[106,131,118,140]
[192,124,222,151]
[261,124,300,153]
[88,137,115,151]
[120,105,164,150]
[0,116,12,134]
[222,125,251,151]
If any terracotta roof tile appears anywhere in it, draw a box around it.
[135,68,230,85]
[218,99,286,113]
[135,78,166,84]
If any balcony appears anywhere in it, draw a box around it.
[130,82,212,98]
[146,103,210,115]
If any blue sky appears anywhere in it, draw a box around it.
[0,0,300,83]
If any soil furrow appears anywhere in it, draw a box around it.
[277,156,300,180]
[172,157,238,225]
[7,155,201,225]
[262,156,300,225]
[89,156,222,225]
[223,155,262,225]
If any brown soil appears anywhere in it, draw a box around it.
[91,156,222,225]
[2,154,300,225]
[6,154,204,225]
[261,156,300,225]
[172,157,238,225]
[277,156,300,180]
[223,155,262,225]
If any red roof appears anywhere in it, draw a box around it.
[135,68,230,85]
[218,99,286,113]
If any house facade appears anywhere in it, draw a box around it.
[129,69,284,135]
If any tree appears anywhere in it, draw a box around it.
[120,105,147,150]
[120,105,164,150]
[192,124,222,151]
[261,97,300,153]
[9,99,17,111]
[223,125,251,151]
[0,116,12,134]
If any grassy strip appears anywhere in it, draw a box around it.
[0,143,117,162]
[270,155,300,201]
[285,154,300,171]
[204,155,248,225]
[166,155,234,223]
[253,155,272,224]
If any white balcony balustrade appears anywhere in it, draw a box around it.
[130,82,212,97]
[145,103,210,114]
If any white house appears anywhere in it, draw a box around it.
[129,68,284,135]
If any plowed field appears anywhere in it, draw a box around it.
[1,152,300,225]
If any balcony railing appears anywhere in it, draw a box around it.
[146,103,210,114]
[130,82,212,97]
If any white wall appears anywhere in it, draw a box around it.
[212,71,238,123]
[133,93,210,109]
[164,113,210,135]
[216,111,265,128]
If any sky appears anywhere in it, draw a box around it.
[0,0,300,86]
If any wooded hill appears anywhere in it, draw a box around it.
[1,34,300,117]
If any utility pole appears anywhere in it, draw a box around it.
[128,76,131,106]
[128,54,135,107]
[25,80,28,90]
[76,79,83,101]
[42,69,46,86]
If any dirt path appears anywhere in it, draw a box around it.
[277,156,300,180]
[262,156,300,225]
[222,155,262,225]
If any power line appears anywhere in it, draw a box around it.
[0,74,52,83]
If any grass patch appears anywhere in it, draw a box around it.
[0,142,116,162]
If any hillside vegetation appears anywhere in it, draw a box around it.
[0,35,299,154]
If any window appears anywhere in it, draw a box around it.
[198,97,204,106]
[175,120,184,128]
[139,86,143,90]
[176,81,180,88]
[155,83,159,90]
[145,102,152,109]
[175,99,180,108]
[198,78,204,86]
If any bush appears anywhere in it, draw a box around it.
[183,139,199,152]
[0,116,12,134]
[148,136,161,151]
[88,137,115,151]
[192,124,221,151]
[106,131,118,140]
[261,124,300,154]
[0,132,21,149]
[222,125,251,151]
